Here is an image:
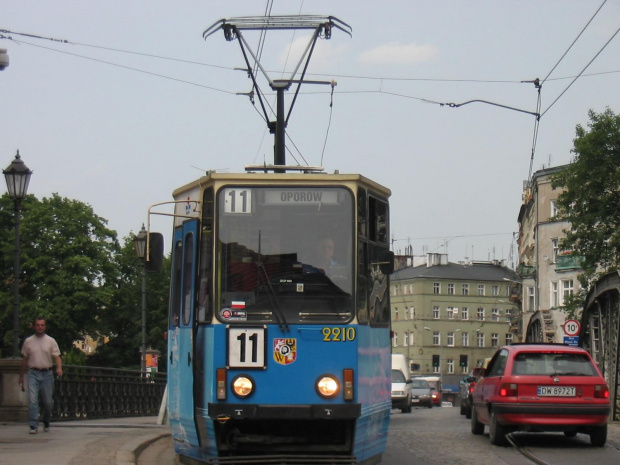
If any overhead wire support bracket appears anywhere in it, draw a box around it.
[203,15,351,171]
[445,99,540,119]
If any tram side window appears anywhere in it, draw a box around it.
[198,188,214,324]
[357,188,368,324]
[171,239,183,327]
[182,232,194,326]
[369,197,388,245]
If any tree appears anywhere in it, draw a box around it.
[0,193,120,355]
[552,108,620,291]
[87,236,170,370]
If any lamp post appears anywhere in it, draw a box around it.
[3,150,33,358]
[133,224,147,374]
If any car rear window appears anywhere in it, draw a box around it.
[511,352,597,376]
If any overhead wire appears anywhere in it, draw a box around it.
[527,0,610,182]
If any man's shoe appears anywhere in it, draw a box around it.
[29,427,37,434]
[43,423,50,432]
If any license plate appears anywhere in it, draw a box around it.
[412,398,420,403]
[537,386,575,397]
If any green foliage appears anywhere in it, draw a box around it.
[63,347,87,366]
[551,108,620,294]
[1,192,171,372]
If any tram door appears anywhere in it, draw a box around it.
[169,219,199,447]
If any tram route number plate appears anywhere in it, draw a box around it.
[537,386,575,397]
[228,327,265,369]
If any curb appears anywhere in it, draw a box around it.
[116,431,172,465]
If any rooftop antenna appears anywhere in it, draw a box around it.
[203,16,352,173]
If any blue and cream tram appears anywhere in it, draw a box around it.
[157,168,393,464]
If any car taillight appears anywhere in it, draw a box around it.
[468,382,476,394]
[594,384,609,399]
[499,383,518,397]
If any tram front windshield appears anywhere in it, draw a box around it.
[217,186,353,324]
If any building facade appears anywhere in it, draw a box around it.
[390,253,519,390]
[517,165,582,343]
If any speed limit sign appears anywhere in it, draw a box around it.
[564,319,580,337]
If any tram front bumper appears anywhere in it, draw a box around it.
[208,403,361,420]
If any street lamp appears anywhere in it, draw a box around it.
[133,224,147,374]
[3,150,33,358]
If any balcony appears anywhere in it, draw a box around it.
[518,263,536,279]
[555,253,582,271]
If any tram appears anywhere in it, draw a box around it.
[148,15,394,465]
[150,167,393,464]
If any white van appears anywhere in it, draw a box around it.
[391,354,410,379]
[391,354,412,413]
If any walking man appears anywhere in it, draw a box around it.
[18,317,63,434]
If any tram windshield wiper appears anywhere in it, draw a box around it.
[257,260,289,332]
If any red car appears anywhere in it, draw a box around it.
[471,343,610,446]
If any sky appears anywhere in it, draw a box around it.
[1,1,619,266]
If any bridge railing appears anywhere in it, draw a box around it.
[52,365,166,421]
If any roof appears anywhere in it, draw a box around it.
[391,261,518,282]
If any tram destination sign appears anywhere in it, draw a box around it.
[265,189,339,205]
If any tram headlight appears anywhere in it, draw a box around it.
[232,375,254,398]
[316,375,340,399]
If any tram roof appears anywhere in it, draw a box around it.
[172,171,391,198]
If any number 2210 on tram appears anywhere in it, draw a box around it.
[152,169,394,465]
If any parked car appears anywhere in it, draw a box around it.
[416,376,441,406]
[460,358,491,418]
[471,343,610,447]
[391,369,412,413]
[410,378,433,408]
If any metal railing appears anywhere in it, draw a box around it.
[52,365,166,421]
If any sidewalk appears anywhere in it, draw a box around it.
[0,416,170,465]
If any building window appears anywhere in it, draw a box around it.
[447,332,456,346]
[528,286,535,312]
[462,283,469,295]
[551,282,559,308]
[393,333,397,347]
[447,359,454,374]
[505,333,513,345]
[551,238,559,262]
[477,332,485,347]
[477,307,485,320]
[409,332,414,345]
[560,279,574,306]
[433,282,441,294]
[477,284,485,296]
[491,308,499,322]
[550,199,558,218]
[505,307,512,322]
[461,307,469,320]
[394,308,399,320]
[492,285,499,296]
[433,365,439,374]
[461,364,468,374]
[462,332,469,347]
[448,283,455,295]
[403,332,409,346]
[432,331,440,346]
[433,306,440,319]
[491,333,499,347]
[447,307,456,319]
